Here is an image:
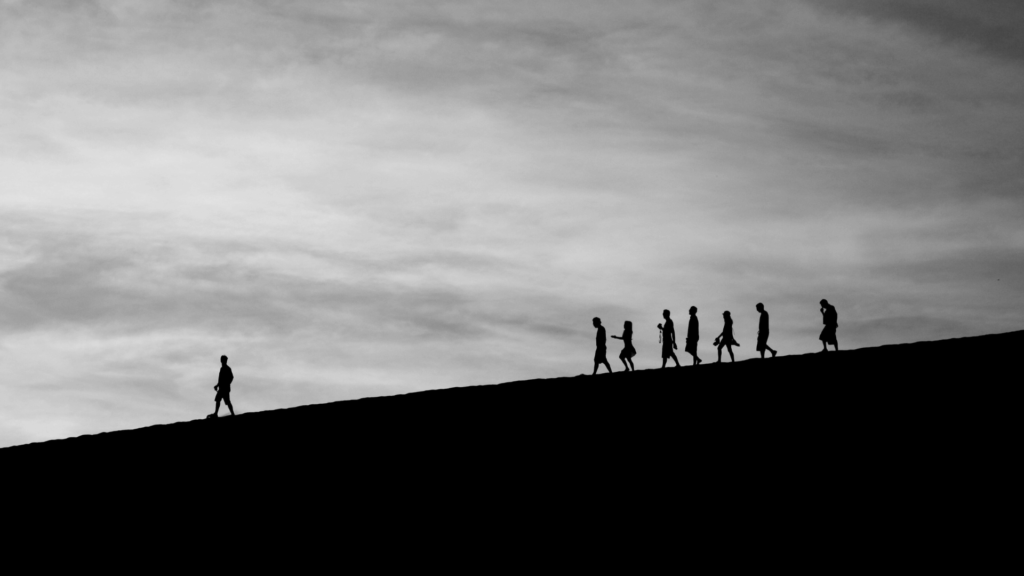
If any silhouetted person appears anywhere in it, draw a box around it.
[819,299,839,352]
[755,303,777,359]
[592,318,613,375]
[610,321,636,372]
[714,311,740,363]
[660,310,681,368]
[209,355,235,418]
[685,306,701,365]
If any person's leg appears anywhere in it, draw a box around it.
[627,358,635,371]
[213,399,221,416]
[717,344,723,363]
[766,344,776,357]
[670,352,680,367]
[759,349,765,359]
[833,341,839,351]
[662,358,667,368]
[593,362,599,376]
[727,344,735,362]
[224,396,235,416]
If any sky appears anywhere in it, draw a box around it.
[2,0,1023,447]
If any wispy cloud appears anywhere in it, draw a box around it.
[809,0,1024,63]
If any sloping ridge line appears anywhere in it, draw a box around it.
[3,330,1019,527]
[3,329,1019,454]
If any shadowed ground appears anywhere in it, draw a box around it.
[3,331,1018,559]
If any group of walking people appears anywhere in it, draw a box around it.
[591,299,839,375]
[203,301,841,414]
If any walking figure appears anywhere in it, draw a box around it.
[610,321,636,372]
[209,355,235,418]
[660,310,681,368]
[592,317,613,375]
[685,306,701,365]
[714,311,740,363]
[819,299,839,352]
[755,303,778,358]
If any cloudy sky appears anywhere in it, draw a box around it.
[2,0,1023,447]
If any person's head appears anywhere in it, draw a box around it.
[220,355,228,365]
[756,303,764,312]
[663,309,670,319]
[723,311,731,318]
[593,317,601,327]
[689,306,697,315]
[820,299,829,307]
[624,320,632,330]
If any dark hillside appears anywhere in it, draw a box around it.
[3,331,1019,550]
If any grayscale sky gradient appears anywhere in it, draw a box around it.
[2,0,1023,447]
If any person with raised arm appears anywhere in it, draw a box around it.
[610,321,636,372]
[819,299,839,352]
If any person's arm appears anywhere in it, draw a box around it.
[611,335,622,340]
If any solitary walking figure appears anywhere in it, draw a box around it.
[592,318,613,375]
[660,310,681,368]
[610,321,636,372]
[819,299,839,352]
[755,303,777,358]
[209,355,235,418]
[714,311,740,363]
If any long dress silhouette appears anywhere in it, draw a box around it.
[592,317,613,375]
[685,306,701,365]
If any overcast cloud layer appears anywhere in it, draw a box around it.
[2,0,1023,447]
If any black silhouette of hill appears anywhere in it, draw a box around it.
[3,331,1017,561]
